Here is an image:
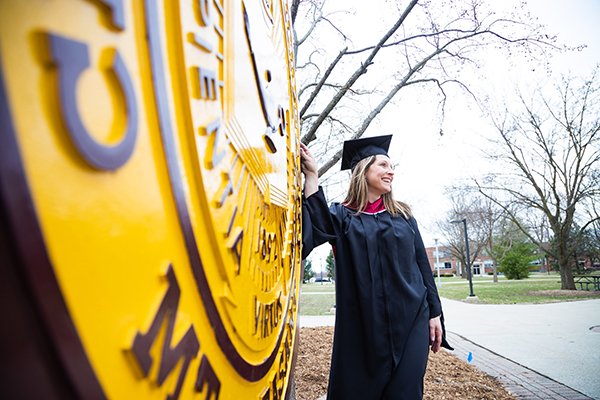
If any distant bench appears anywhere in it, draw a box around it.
[573,275,600,291]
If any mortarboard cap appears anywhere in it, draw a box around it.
[340,134,393,170]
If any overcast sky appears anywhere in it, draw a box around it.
[301,0,600,270]
[391,0,600,247]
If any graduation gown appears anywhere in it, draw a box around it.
[302,188,450,400]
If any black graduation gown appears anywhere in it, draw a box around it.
[302,188,450,400]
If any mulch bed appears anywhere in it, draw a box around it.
[295,327,516,400]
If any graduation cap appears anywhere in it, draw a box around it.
[340,134,393,170]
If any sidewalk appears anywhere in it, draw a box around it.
[448,331,592,400]
[441,298,600,399]
[299,298,600,400]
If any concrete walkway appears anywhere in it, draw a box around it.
[442,298,600,399]
[299,298,600,400]
[448,331,593,399]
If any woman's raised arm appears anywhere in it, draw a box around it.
[300,143,318,197]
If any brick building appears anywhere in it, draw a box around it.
[425,244,496,277]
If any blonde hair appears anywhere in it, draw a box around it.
[342,155,412,218]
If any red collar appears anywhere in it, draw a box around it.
[364,197,385,213]
[344,197,386,213]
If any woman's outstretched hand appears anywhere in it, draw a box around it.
[300,143,318,197]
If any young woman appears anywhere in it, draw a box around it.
[300,135,451,400]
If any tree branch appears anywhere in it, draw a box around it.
[301,0,420,145]
[299,47,347,118]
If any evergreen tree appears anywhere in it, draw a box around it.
[579,225,600,268]
[325,250,335,281]
[303,259,314,283]
[492,218,539,279]
[498,241,538,280]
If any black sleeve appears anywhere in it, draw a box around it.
[409,216,453,350]
[302,187,337,260]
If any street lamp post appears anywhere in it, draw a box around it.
[320,259,323,285]
[451,218,476,298]
[434,238,441,288]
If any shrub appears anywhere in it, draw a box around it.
[499,242,537,280]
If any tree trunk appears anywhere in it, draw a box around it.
[558,257,576,290]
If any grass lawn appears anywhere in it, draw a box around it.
[299,283,336,315]
[301,283,336,292]
[298,274,600,314]
[438,273,600,304]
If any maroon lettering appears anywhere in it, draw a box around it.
[130,265,200,400]
[226,227,243,272]
[195,354,221,399]
[253,294,282,339]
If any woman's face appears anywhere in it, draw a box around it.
[365,155,395,196]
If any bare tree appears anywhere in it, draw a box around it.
[444,188,512,283]
[437,187,492,280]
[476,68,600,289]
[292,0,560,177]
[479,195,509,282]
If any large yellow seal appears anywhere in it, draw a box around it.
[0,0,301,399]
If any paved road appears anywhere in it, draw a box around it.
[441,298,600,399]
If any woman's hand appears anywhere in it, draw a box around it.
[300,143,318,197]
[429,315,442,353]
[300,143,318,176]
